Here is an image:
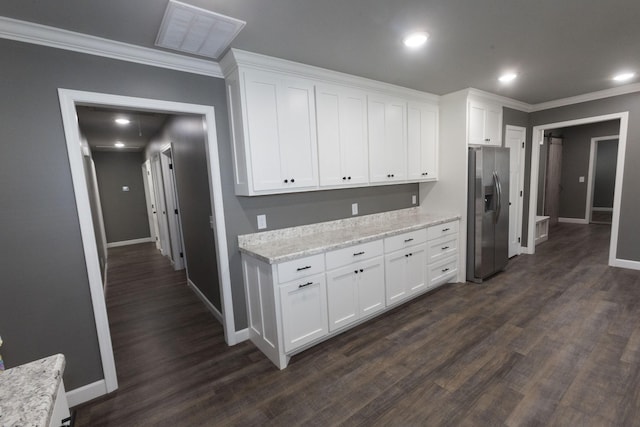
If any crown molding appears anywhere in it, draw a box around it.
[0,16,223,78]
[466,88,533,112]
[222,48,440,103]
[530,83,640,112]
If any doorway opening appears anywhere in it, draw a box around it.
[587,136,619,225]
[58,89,236,402]
[527,112,628,268]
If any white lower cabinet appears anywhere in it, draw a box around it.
[280,274,328,353]
[326,256,385,332]
[241,218,460,369]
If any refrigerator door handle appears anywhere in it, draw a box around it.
[494,170,503,223]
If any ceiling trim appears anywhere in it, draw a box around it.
[530,83,640,112]
[222,48,440,103]
[0,16,223,78]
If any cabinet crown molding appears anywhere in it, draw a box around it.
[221,48,440,103]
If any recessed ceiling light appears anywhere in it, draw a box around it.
[115,118,130,125]
[403,32,429,48]
[499,72,518,83]
[114,142,125,148]
[613,72,636,82]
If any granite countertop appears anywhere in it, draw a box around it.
[238,207,460,264]
[0,354,66,427]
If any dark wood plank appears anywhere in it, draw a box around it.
[74,223,640,426]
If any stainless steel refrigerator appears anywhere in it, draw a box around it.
[467,146,510,283]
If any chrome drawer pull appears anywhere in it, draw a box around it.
[296,266,312,271]
[404,238,414,243]
[298,281,314,288]
[353,251,365,256]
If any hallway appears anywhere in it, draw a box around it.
[75,224,640,425]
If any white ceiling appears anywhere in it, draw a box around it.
[2,0,639,104]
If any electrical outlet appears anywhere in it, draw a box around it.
[352,203,358,215]
[579,176,585,183]
[412,195,417,205]
[257,214,267,230]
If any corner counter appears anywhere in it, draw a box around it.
[0,354,70,427]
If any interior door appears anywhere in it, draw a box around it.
[142,160,161,250]
[151,155,171,258]
[505,126,526,257]
[160,147,185,271]
[545,137,563,226]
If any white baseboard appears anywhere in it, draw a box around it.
[106,237,153,248]
[67,379,108,408]
[187,279,223,324]
[611,258,640,270]
[558,217,589,224]
[592,207,614,212]
[234,328,249,343]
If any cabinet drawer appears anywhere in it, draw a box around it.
[427,220,459,240]
[325,240,383,270]
[427,235,458,264]
[384,228,427,253]
[428,256,458,289]
[277,253,325,284]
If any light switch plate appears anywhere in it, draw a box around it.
[352,203,358,215]
[122,186,130,192]
[579,176,585,183]
[412,195,417,205]
[257,214,267,230]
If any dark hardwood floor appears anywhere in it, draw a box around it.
[75,224,640,426]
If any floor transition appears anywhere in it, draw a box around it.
[75,223,640,426]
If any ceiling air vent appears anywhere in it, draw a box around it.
[155,0,245,59]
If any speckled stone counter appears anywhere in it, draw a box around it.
[238,207,460,263]
[0,354,66,427]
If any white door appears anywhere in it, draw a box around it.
[142,160,161,250]
[505,125,526,258]
[160,148,185,271]
[151,155,170,258]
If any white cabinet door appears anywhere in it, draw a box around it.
[407,102,438,181]
[405,243,428,295]
[316,84,368,187]
[385,250,409,305]
[243,69,318,192]
[326,265,359,332]
[358,257,385,317]
[327,256,385,331]
[368,95,407,183]
[279,77,319,189]
[279,274,328,353]
[468,100,502,146]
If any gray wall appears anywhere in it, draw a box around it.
[93,151,150,243]
[524,92,639,260]
[0,38,418,391]
[556,120,620,219]
[149,116,222,311]
[594,139,618,208]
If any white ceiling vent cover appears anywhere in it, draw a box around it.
[155,0,245,59]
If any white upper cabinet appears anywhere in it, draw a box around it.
[468,99,502,146]
[222,49,440,196]
[316,84,369,187]
[368,94,407,183]
[228,68,319,195]
[407,101,438,181]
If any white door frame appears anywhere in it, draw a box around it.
[142,160,161,250]
[151,153,171,258]
[527,112,628,269]
[159,146,185,270]
[505,125,526,256]
[58,89,238,397]
[586,135,619,223]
